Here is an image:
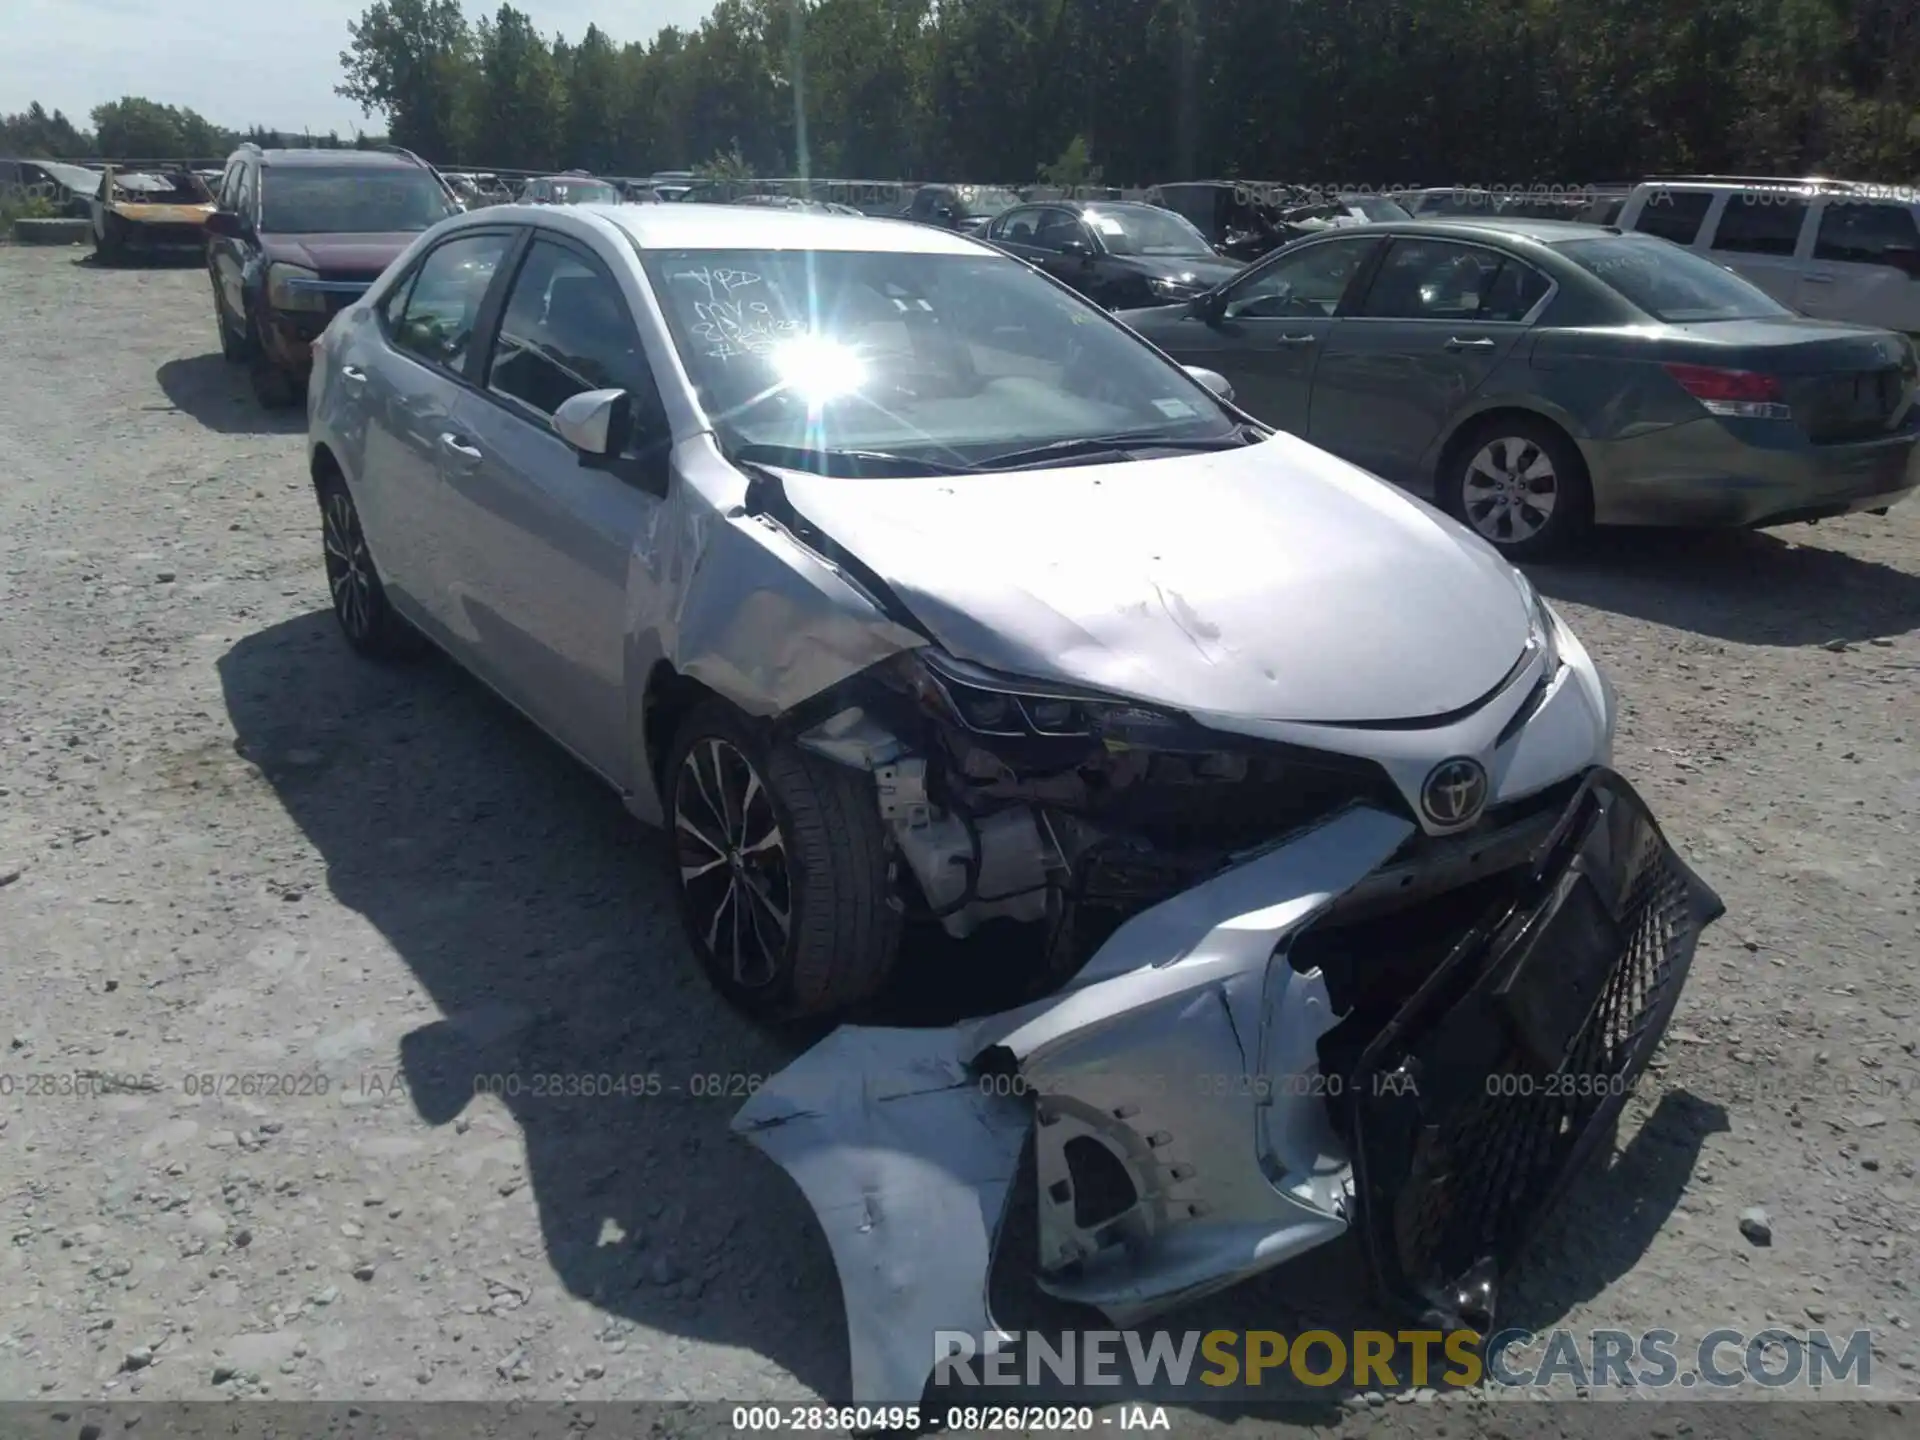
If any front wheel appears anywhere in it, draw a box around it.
[666,699,900,1021]
[1438,416,1593,561]
[213,275,252,362]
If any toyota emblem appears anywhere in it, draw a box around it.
[1421,757,1490,828]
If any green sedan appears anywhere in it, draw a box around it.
[1116,218,1920,559]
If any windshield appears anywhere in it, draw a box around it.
[549,178,620,205]
[1083,204,1214,257]
[639,247,1239,463]
[261,168,458,234]
[1556,235,1793,322]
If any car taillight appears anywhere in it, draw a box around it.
[1663,362,1792,420]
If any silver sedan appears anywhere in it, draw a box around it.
[306,200,1722,1398]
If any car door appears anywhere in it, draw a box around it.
[1699,189,1811,308]
[441,230,672,786]
[1309,237,1545,481]
[211,159,257,323]
[1028,208,1105,298]
[352,228,517,619]
[1799,198,1920,332]
[1146,234,1382,433]
[987,205,1051,268]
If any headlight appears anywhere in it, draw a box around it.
[892,650,1188,745]
[267,263,326,312]
[1511,568,1562,676]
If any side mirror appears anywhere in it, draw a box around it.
[1060,238,1092,258]
[1184,365,1235,403]
[554,388,630,457]
[204,210,247,239]
[1189,289,1227,324]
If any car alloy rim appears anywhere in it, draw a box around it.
[673,737,791,988]
[1463,436,1558,544]
[322,491,374,638]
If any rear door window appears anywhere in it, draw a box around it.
[1630,189,1713,245]
[1357,239,1511,320]
[1708,193,1810,256]
[387,231,513,372]
[1814,201,1920,268]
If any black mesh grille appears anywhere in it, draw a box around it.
[1390,844,1697,1284]
[1343,768,1723,1327]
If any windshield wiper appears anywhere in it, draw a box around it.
[730,442,976,477]
[972,425,1260,472]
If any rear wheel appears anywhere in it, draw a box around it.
[1438,415,1592,561]
[666,699,900,1021]
[317,471,421,660]
[212,275,252,362]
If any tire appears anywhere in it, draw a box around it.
[665,699,901,1021]
[213,275,252,363]
[316,470,422,661]
[248,306,303,408]
[1437,415,1593,561]
[250,352,301,409]
[95,213,124,265]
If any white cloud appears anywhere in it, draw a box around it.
[2,0,716,141]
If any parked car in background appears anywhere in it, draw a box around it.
[0,157,98,218]
[1118,217,1919,558]
[900,182,1022,235]
[89,165,217,262]
[984,198,1241,308]
[1616,176,1920,335]
[204,144,462,408]
[1146,180,1295,261]
[1406,187,1629,225]
[521,171,622,206]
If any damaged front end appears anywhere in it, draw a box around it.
[734,763,1721,1404]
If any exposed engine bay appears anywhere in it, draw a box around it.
[789,645,1563,990]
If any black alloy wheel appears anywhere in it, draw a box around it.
[317,473,419,660]
[673,736,793,993]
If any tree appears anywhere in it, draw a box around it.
[90,97,228,159]
[337,0,476,158]
[468,5,564,168]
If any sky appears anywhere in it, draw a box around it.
[3,0,717,138]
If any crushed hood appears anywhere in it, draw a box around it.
[778,434,1532,724]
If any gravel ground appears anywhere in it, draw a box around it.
[1,244,1916,1430]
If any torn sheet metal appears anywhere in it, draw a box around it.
[735,804,1415,1402]
[732,1027,1029,1405]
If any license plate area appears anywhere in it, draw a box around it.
[1490,854,1623,1074]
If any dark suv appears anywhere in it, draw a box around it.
[205,145,460,407]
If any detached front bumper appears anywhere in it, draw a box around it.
[734,768,1722,1405]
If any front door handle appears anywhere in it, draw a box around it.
[1276,333,1318,345]
[1446,336,1497,350]
[1803,273,1834,283]
[440,433,483,463]
[339,365,366,383]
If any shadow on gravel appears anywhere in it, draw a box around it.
[70,249,205,269]
[1502,1088,1727,1328]
[156,353,303,435]
[218,610,1708,1408]
[1530,526,1920,646]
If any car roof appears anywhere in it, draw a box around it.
[1363,216,1621,245]
[256,148,423,170]
[581,202,985,254]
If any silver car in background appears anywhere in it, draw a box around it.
[305,203,1722,1402]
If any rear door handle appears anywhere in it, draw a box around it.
[1276,333,1317,345]
[1446,336,1497,350]
[339,365,366,383]
[440,433,483,463]
[1803,273,1834,283]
